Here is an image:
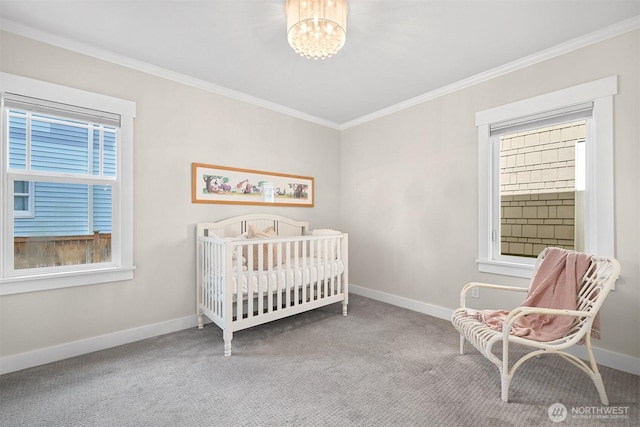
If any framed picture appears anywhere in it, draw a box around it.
[191,163,314,207]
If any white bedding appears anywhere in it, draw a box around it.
[207,256,345,296]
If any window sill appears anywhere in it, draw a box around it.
[0,266,135,295]
[476,258,535,279]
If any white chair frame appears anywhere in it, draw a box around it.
[451,248,620,405]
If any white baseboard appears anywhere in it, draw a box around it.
[349,284,640,376]
[349,284,453,321]
[0,315,198,375]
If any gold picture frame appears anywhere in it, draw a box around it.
[191,163,314,207]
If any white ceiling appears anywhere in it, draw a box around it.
[1,1,639,128]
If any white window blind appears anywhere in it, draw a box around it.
[489,102,593,137]
[3,93,121,128]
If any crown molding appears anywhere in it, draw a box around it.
[0,18,342,130]
[340,15,640,130]
[2,15,638,131]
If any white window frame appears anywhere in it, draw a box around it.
[0,73,136,295]
[13,180,34,218]
[476,76,617,278]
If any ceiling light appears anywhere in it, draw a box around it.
[286,0,348,60]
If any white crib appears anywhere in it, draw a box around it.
[196,214,348,355]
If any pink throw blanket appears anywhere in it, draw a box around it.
[472,248,597,342]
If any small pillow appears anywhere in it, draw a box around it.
[244,225,282,270]
[248,224,276,239]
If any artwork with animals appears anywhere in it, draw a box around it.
[192,163,314,207]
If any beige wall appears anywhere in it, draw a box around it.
[0,32,341,357]
[1,29,638,368]
[341,30,639,360]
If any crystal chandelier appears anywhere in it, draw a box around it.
[286,0,348,60]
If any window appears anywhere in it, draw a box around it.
[13,180,34,218]
[476,76,616,278]
[1,73,136,294]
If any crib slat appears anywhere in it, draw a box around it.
[243,245,253,319]
[302,240,307,303]
[293,241,299,306]
[214,241,219,315]
[204,240,209,311]
[218,242,224,316]
[331,237,336,296]
[265,243,273,314]
[319,238,324,300]
[336,237,342,294]
[274,242,281,311]
[317,239,322,299]
[309,239,315,301]
[257,241,265,316]
[213,242,218,315]
[280,242,286,308]
[317,238,322,300]
[323,238,328,299]
[202,240,207,312]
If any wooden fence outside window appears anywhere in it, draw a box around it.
[14,232,111,269]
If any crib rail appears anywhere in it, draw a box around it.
[197,233,348,345]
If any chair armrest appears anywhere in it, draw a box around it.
[502,307,595,340]
[460,282,528,307]
[505,306,594,325]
